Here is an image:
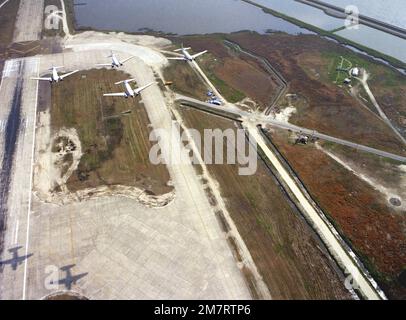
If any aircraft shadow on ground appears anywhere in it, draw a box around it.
[50,264,88,290]
[0,246,33,272]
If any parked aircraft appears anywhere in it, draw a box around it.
[168,44,207,62]
[97,51,135,68]
[103,79,156,98]
[31,66,79,83]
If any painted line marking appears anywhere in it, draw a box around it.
[22,58,39,300]
[14,219,19,244]
[0,0,10,10]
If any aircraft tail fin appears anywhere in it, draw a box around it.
[115,78,136,85]
[174,43,191,52]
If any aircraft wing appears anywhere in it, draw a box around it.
[192,50,208,59]
[103,92,127,97]
[120,56,135,64]
[60,70,79,80]
[174,47,191,52]
[96,63,112,67]
[167,57,186,61]
[31,77,52,81]
[134,82,156,95]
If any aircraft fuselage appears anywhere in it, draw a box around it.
[124,81,135,98]
[112,54,122,68]
[182,49,194,61]
[51,68,61,82]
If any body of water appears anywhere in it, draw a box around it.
[248,0,343,30]
[74,0,309,35]
[73,0,406,64]
[323,0,406,29]
[248,0,406,63]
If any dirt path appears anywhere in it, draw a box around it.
[357,71,406,146]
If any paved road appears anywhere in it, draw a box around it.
[175,94,388,300]
[175,95,406,163]
[245,123,386,300]
[0,0,10,10]
[13,0,44,43]
[0,57,39,300]
[356,72,406,146]
[190,60,228,105]
[1,47,252,300]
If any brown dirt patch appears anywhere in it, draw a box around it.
[175,36,279,109]
[50,69,173,195]
[179,107,351,300]
[175,31,406,299]
[226,32,406,155]
[269,129,406,299]
[216,56,278,108]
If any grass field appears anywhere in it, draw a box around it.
[163,60,208,100]
[178,106,350,300]
[317,48,406,142]
[174,36,279,109]
[197,52,246,103]
[268,129,406,299]
[50,69,172,195]
[199,31,406,299]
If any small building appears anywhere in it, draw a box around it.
[296,134,309,145]
[343,78,352,85]
[351,67,360,77]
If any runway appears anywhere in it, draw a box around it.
[0,44,253,300]
[0,57,39,299]
[13,0,44,43]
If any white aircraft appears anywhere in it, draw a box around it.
[31,66,79,83]
[97,51,135,68]
[103,79,156,98]
[168,44,207,62]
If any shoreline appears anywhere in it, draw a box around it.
[240,0,406,70]
[297,0,406,40]
[66,0,405,72]
[57,1,405,299]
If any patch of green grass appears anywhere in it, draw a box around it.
[323,52,356,84]
[256,215,274,236]
[163,62,208,99]
[330,26,347,33]
[208,73,245,103]
[321,49,406,90]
